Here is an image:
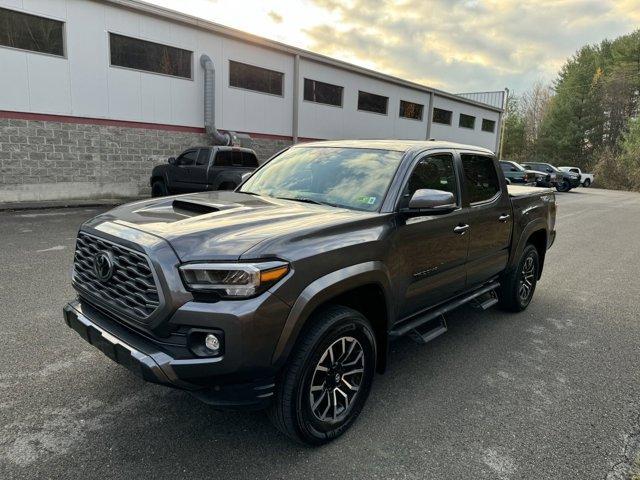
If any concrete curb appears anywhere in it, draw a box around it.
[0,197,145,212]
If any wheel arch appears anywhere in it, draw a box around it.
[271,262,394,374]
[510,221,548,279]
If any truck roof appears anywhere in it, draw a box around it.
[294,139,495,155]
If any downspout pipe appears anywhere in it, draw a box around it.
[200,54,234,146]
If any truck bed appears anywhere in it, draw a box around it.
[507,184,555,197]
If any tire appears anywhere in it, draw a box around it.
[268,306,376,446]
[555,179,570,192]
[151,180,168,197]
[498,244,539,312]
[583,178,591,187]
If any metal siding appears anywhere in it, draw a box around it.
[0,0,498,143]
[430,95,500,151]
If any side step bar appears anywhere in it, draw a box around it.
[389,281,500,340]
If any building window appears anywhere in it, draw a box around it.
[358,91,388,115]
[109,33,192,79]
[459,113,476,129]
[0,7,64,56]
[432,108,452,125]
[229,60,284,96]
[399,100,424,121]
[482,118,496,132]
[304,78,343,107]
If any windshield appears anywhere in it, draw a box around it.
[239,147,404,211]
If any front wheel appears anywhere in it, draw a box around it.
[498,244,539,312]
[556,179,570,192]
[583,178,591,187]
[151,180,168,197]
[268,306,376,445]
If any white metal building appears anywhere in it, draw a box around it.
[0,0,504,202]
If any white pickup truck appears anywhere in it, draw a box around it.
[558,167,594,187]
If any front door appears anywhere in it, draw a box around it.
[169,149,198,192]
[460,152,513,287]
[393,152,470,319]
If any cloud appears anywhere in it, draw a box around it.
[268,10,283,23]
[303,0,638,92]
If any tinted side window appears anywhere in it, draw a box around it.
[0,7,64,56]
[214,151,232,167]
[229,60,284,96]
[403,154,457,206]
[461,154,500,203]
[500,162,511,172]
[459,113,476,129]
[358,91,388,114]
[196,149,210,165]
[242,152,259,167]
[399,100,424,120]
[109,33,192,79]
[433,108,452,125]
[304,78,343,106]
[177,150,197,166]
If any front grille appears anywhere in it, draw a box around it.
[73,231,160,321]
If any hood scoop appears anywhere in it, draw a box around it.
[172,199,220,215]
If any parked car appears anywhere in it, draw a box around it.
[150,146,259,196]
[64,140,557,445]
[559,167,594,187]
[499,160,541,186]
[521,161,580,192]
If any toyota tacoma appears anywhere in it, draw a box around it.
[64,140,557,445]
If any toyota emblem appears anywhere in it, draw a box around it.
[93,250,115,282]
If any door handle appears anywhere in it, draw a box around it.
[453,224,469,235]
[498,214,510,222]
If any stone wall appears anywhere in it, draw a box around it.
[0,117,291,203]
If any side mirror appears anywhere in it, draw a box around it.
[401,189,456,216]
[241,172,252,183]
[168,157,176,165]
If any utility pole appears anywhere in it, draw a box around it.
[498,87,510,159]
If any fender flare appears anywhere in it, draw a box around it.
[270,261,394,368]
[508,219,548,276]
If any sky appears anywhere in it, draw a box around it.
[146,0,640,95]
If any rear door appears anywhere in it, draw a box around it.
[393,151,471,318]
[460,152,513,288]
[169,149,198,192]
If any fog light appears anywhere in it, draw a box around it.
[205,334,220,352]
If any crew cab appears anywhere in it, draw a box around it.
[559,166,594,187]
[150,146,259,196]
[64,140,556,445]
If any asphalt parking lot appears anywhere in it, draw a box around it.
[1,188,639,479]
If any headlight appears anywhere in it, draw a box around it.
[179,261,289,298]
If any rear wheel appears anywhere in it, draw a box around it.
[151,180,168,197]
[499,244,539,312]
[268,306,376,445]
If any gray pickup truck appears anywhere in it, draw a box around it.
[150,146,258,196]
[64,140,556,445]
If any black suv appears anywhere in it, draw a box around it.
[150,146,259,196]
[64,140,556,445]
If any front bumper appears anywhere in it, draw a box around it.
[63,301,276,409]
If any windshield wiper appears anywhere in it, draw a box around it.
[275,196,338,207]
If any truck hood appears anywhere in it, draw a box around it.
[85,192,374,261]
